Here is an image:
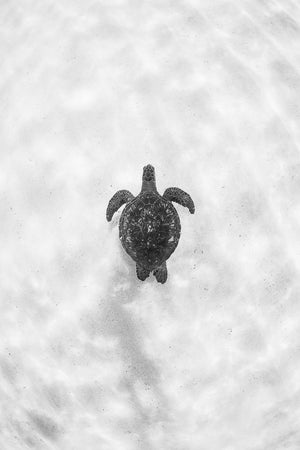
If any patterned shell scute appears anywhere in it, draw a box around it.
[119,192,181,269]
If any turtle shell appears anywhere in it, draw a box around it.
[119,192,181,270]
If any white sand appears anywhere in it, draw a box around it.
[1,1,300,449]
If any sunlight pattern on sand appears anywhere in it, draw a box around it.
[1,0,300,448]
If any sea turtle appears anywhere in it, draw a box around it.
[106,164,195,283]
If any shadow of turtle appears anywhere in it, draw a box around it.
[89,250,170,448]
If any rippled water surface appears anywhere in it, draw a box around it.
[1,1,300,449]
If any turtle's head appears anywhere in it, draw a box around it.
[142,164,157,192]
[143,164,155,181]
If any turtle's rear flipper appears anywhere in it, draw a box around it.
[136,264,150,281]
[153,262,168,284]
[106,190,134,222]
[163,187,195,214]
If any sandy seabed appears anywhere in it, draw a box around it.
[1,1,300,449]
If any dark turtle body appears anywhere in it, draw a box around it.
[119,192,181,271]
[106,164,195,283]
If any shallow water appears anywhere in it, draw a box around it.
[1,1,300,449]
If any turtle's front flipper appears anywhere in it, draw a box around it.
[153,262,168,284]
[163,187,195,214]
[136,264,150,281]
[106,190,134,222]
